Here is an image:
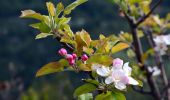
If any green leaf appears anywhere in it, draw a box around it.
[87,55,113,66]
[29,22,51,33]
[35,33,53,39]
[63,24,74,37]
[95,91,126,100]
[78,93,93,100]
[58,17,71,25]
[74,83,97,97]
[82,79,100,86]
[20,10,45,21]
[56,2,64,17]
[36,59,69,77]
[64,0,88,15]
[46,2,56,16]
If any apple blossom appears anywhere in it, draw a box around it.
[91,58,139,90]
[154,35,170,55]
[58,48,67,56]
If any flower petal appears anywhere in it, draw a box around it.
[105,76,114,84]
[163,35,170,45]
[123,62,132,76]
[96,66,111,77]
[128,77,139,85]
[112,58,123,69]
[115,82,126,90]
[91,64,102,71]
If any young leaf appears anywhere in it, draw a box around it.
[56,2,64,17]
[30,22,51,33]
[20,10,45,21]
[75,32,87,55]
[80,30,92,47]
[36,59,69,77]
[64,0,88,15]
[35,33,53,39]
[46,2,56,17]
[74,83,97,97]
[111,42,129,54]
[83,47,94,55]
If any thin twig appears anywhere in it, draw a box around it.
[136,0,163,26]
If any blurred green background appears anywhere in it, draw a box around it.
[0,0,170,100]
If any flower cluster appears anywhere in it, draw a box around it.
[154,35,170,55]
[58,48,88,65]
[91,58,139,90]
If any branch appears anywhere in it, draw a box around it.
[123,11,161,100]
[136,0,163,26]
[144,28,170,100]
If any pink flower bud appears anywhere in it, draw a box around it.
[69,59,75,65]
[72,53,77,60]
[113,58,123,69]
[81,54,88,61]
[66,54,74,62]
[58,48,67,56]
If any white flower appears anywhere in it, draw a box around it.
[148,66,161,76]
[154,35,170,55]
[92,58,139,90]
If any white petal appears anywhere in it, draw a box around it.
[128,77,139,85]
[115,82,126,90]
[163,35,170,45]
[105,76,114,84]
[153,70,161,76]
[91,64,102,71]
[148,66,153,72]
[152,67,161,76]
[123,62,132,76]
[96,66,111,77]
